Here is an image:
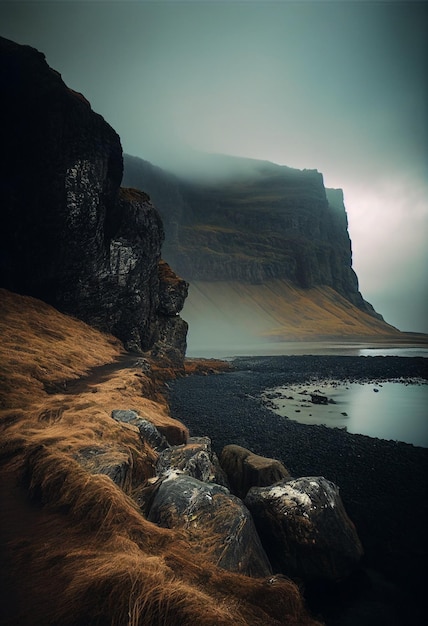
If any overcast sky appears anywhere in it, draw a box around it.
[1,0,427,333]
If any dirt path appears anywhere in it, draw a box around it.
[43,353,144,395]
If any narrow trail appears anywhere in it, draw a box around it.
[43,353,144,395]
[0,352,150,624]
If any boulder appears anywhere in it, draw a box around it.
[245,476,363,583]
[73,445,136,489]
[156,436,229,487]
[220,444,290,498]
[148,473,272,578]
[111,409,170,451]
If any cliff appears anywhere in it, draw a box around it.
[123,154,381,319]
[0,37,187,362]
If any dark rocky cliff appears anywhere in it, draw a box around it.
[123,154,382,319]
[0,37,188,362]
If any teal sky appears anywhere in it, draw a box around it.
[1,0,427,332]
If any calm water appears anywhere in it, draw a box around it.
[264,380,428,448]
[187,343,428,359]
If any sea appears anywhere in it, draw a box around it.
[187,342,428,448]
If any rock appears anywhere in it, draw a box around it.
[0,37,187,362]
[147,473,272,577]
[220,444,290,499]
[310,394,328,405]
[157,260,188,316]
[122,154,382,319]
[245,476,363,584]
[111,409,170,451]
[73,445,135,489]
[156,436,229,487]
[151,315,188,368]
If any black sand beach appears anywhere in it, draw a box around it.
[168,355,428,625]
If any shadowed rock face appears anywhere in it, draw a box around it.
[0,37,188,359]
[122,154,382,319]
[245,476,364,584]
[220,444,290,499]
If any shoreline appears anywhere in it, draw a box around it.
[185,338,428,359]
[169,355,428,625]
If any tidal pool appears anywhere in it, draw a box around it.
[263,379,428,448]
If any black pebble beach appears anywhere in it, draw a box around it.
[168,355,428,626]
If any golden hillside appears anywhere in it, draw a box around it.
[182,280,424,354]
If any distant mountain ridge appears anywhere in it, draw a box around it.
[123,153,382,320]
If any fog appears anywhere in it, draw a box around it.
[1,0,427,332]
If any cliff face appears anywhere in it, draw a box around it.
[123,154,381,319]
[0,37,187,361]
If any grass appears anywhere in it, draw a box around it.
[0,288,321,626]
[182,279,411,344]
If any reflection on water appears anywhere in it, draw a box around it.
[188,342,428,359]
[264,380,428,448]
[358,347,428,358]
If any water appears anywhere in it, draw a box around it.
[187,342,428,359]
[263,379,428,448]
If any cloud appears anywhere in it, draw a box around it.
[0,0,427,332]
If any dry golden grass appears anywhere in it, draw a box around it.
[0,289,322,625]
[183,279,420,344]
[184,358,234,376]
[0,287,123,408]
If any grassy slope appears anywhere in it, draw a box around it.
[182,280,427,352]
[0,288,320,626]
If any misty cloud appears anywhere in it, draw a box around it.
[1,0,427,331]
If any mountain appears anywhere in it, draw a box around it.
[122,154,406,351]
[0,37,187,363]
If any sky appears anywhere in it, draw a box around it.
[1,0,427,333]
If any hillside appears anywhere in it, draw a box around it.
[182,280,409,355]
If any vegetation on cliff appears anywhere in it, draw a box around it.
[182,279,406,353]
[0,290,320,626]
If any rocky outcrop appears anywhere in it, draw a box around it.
[73,445,137,490]
[0,37,188,359]
[147,473,273,578]
[123,403,363,589]
[112,408,187,447]
[245,476,364,583]
[220,444,290,499]
[123,153,381,319]
[156,436,229,487]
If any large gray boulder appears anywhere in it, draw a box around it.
[148,473,272,578]
[156,436,229,487]
[245,476,363,583]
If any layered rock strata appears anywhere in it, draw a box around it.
[123,153,381,318]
